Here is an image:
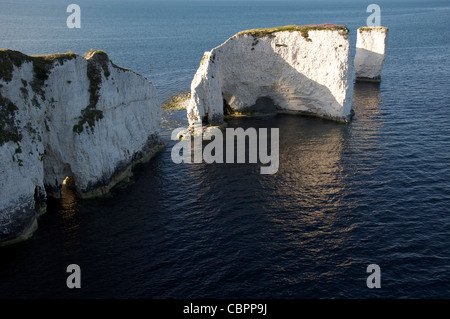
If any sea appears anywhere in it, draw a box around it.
[0,0,449,299]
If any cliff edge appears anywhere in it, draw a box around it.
[0,49,163,246]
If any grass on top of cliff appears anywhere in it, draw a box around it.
[358,26,389,32]
[237,24,349,39]
[73,49,110,134]
[31,52,78,83]
[0,49,77,83]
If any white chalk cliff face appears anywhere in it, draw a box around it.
[187,25,354,125]
[0,49,162,246]
[354,27,389,82]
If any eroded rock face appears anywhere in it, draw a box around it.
[354,27,389,82]
[0,49,162,246]
[187,24,354,125]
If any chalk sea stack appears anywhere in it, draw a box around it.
[354,26,389,82]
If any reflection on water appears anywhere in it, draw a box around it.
[153,84,386,295]
[57,177,81,254]
[351,81,384,146]
[347,82,386,192]
[352,82,382,116]
[266,115,350,243]
[177,107,358,293]
[60,177,79,219]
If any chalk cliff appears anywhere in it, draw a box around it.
[187,24,354,125]
[354,27,389,82]
[0,49,162,246]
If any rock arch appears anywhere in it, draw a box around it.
[188,24,354,125]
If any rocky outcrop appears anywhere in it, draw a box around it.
[187,24,354,125]
[0,49,163,246]
[354,27,389,82]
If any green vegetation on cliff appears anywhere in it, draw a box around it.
[0,49,108,137]
[0,49,76,86]
[237,24,349,40]
[0,93,21,146]
[73,50,108,134]
[358,26,389,33]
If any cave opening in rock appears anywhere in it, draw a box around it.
[60,176,78,213]
[249,97,279,114]
[223,98,232,115]
[62,176,76,192]
[223,96,279,115]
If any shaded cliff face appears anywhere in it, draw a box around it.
[0,49,162,246]
[354,27,389,82]
[187,24,353,125]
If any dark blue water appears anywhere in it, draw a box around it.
[0,0,449,298]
